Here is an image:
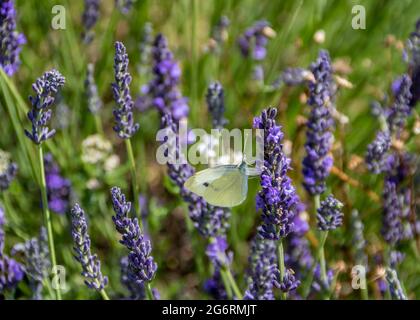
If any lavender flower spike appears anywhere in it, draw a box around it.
[253,107,298,240]
[81,0,100,43]
[25,69,66,144]
[111,187,157,286]
[137,34,189,120]
[0,205,24,293]
[112,41,139,139]
[302,50,334,195]
[387,74,412,134]
[44,153,71,215]
[11,227,50,299]
[85,63,102,114]
[237,20,274,61]
[365,130,391,174]
[381,179,404,245]
[206,81,227,129]
[70,203,108,291]
[0,0,26,76]
[317,195,344,231]
[244,235,278,300]
[0,149,17,192]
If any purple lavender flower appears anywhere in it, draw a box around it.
[0,151,17,192]
[382,179,404,245]
[44,153,71,215]
[112,41,139,139]
[317,195,344,231]
[120,256,145,300]
[311,264,334,292]
[0,0,26,76]
[115,0,134,14]
[385,268,407,300]
[382,152,415,245]
[81,0,100,43]
[276,268,300,293]
[85,63,102,114]
[160,113,230,237]
[253,107,298,240]
[237,21,272,60]
[0,206,24,293]
[70,203,108,291]
[137,34,189,120]
[244,235,278,300]
[206,81,227,129]
[206,236,233,269]
[204,270,227,300]
[12,227,50,299]
[0,255,23,292]
[25,69,66,144]
[111,187,157,285]
[302,50,334,195]
[365,130,391,174]
[387,74,412,134]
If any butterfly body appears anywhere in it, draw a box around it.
[184,161,259,208]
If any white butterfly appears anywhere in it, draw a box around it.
[184,160,260,208]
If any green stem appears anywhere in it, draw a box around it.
[277,240,287,300]
[124,139,142,228]
[319,231,329,287]
[38,145,61,300]
[99,289,110,300]
[220,269,233,299]
[190,0,199,125]
[145,282,154,300]
[223,266,243,299]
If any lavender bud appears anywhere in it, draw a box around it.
[206,81,227,129]
[137,34,189,120]
[0,0,26,76]
[365,130,391,174]
[317,195,344,231]
[44,153,71,215]
[81,0,100,43]
[25,69,66,144]
[302,50,334,195]
[244,235,278,300]
[253,107,298,240]
[387,74,412,134]
[111,187,157,285]
[112,41,139,139]
[71,203,108,291]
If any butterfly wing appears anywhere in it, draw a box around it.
[184,165,236,197]
[202,169,248,207]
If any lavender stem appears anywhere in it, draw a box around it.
[124,139,142,227]
[277,240,287,300]
[38,145,61,300]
